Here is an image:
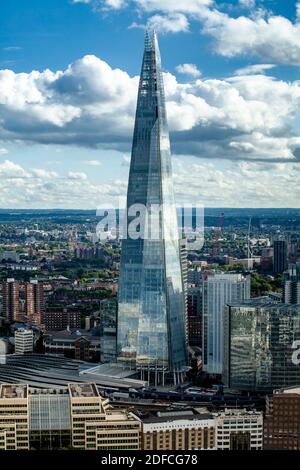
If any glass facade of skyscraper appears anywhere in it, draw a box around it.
[223,302,300,391]
[117,32,187,375]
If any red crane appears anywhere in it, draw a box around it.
[210,212,224,264]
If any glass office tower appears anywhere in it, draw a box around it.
[117,32,187,380]
[223,301,300,391]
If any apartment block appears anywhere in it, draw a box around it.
[2,278,20,322]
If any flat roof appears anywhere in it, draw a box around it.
[1,384,27,399]
[134,408,213,424]
[275,387,300,395]
[69,383,99,398]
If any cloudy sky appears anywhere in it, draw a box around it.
[0,0,300,209]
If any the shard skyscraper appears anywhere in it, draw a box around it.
[117,32,187,382]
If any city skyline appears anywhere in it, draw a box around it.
[0,0,299,209]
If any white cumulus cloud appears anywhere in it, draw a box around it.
[176,63,201,77]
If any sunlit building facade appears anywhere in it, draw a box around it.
[117,32,187,381]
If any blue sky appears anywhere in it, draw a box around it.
[0,0,300,208]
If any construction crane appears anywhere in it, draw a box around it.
[210,212,224,264]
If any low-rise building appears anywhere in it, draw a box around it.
[44,329,100,362]
[0,382,141,451]
[136,409,216,450]
[214,409,263,450]
[0,384,29,450]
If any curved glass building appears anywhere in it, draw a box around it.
[117,32,187,381]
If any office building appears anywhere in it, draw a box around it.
[0,383,141,451]
[273,239,288,274]
[15,329,34,354]
[43,308,81,331]
[2,278,20,322]
[283,263,300,304]
[223,301,300,391]
[202,272,251,375]
[215,409,263,450]
[139,409,215,450]
[69,383,140,450]
[117,32,187,381]
[187,266,203,287]
[264,387,300,450]
[0,384,29,450]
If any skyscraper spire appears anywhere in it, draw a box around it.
[117,32,187,382]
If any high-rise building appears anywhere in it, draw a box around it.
[273,239,288,274]
[187,286,202,347]
[15,329,34,355]
[25,280,44,320]
[264,387,300,450]
[100,299,117,363]
[117,32,187,382]
[223,301,300,392]
[202,272,251,375]
[2,278,20,322]
[283,263,300,304]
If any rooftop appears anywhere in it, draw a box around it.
[44,329,99,341]
[134,408,213,424]
[275,386,300,395]
[0,384,27,399]
[69,383,99,398]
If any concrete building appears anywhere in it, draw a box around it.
[202,272,251,375]
[214,409,263,450]
[15,329,33,355]
[68,383,141,450]
[0,384,29,450]
[138,409,215,450]
[264,387,300,450]
[0,382,141,451]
